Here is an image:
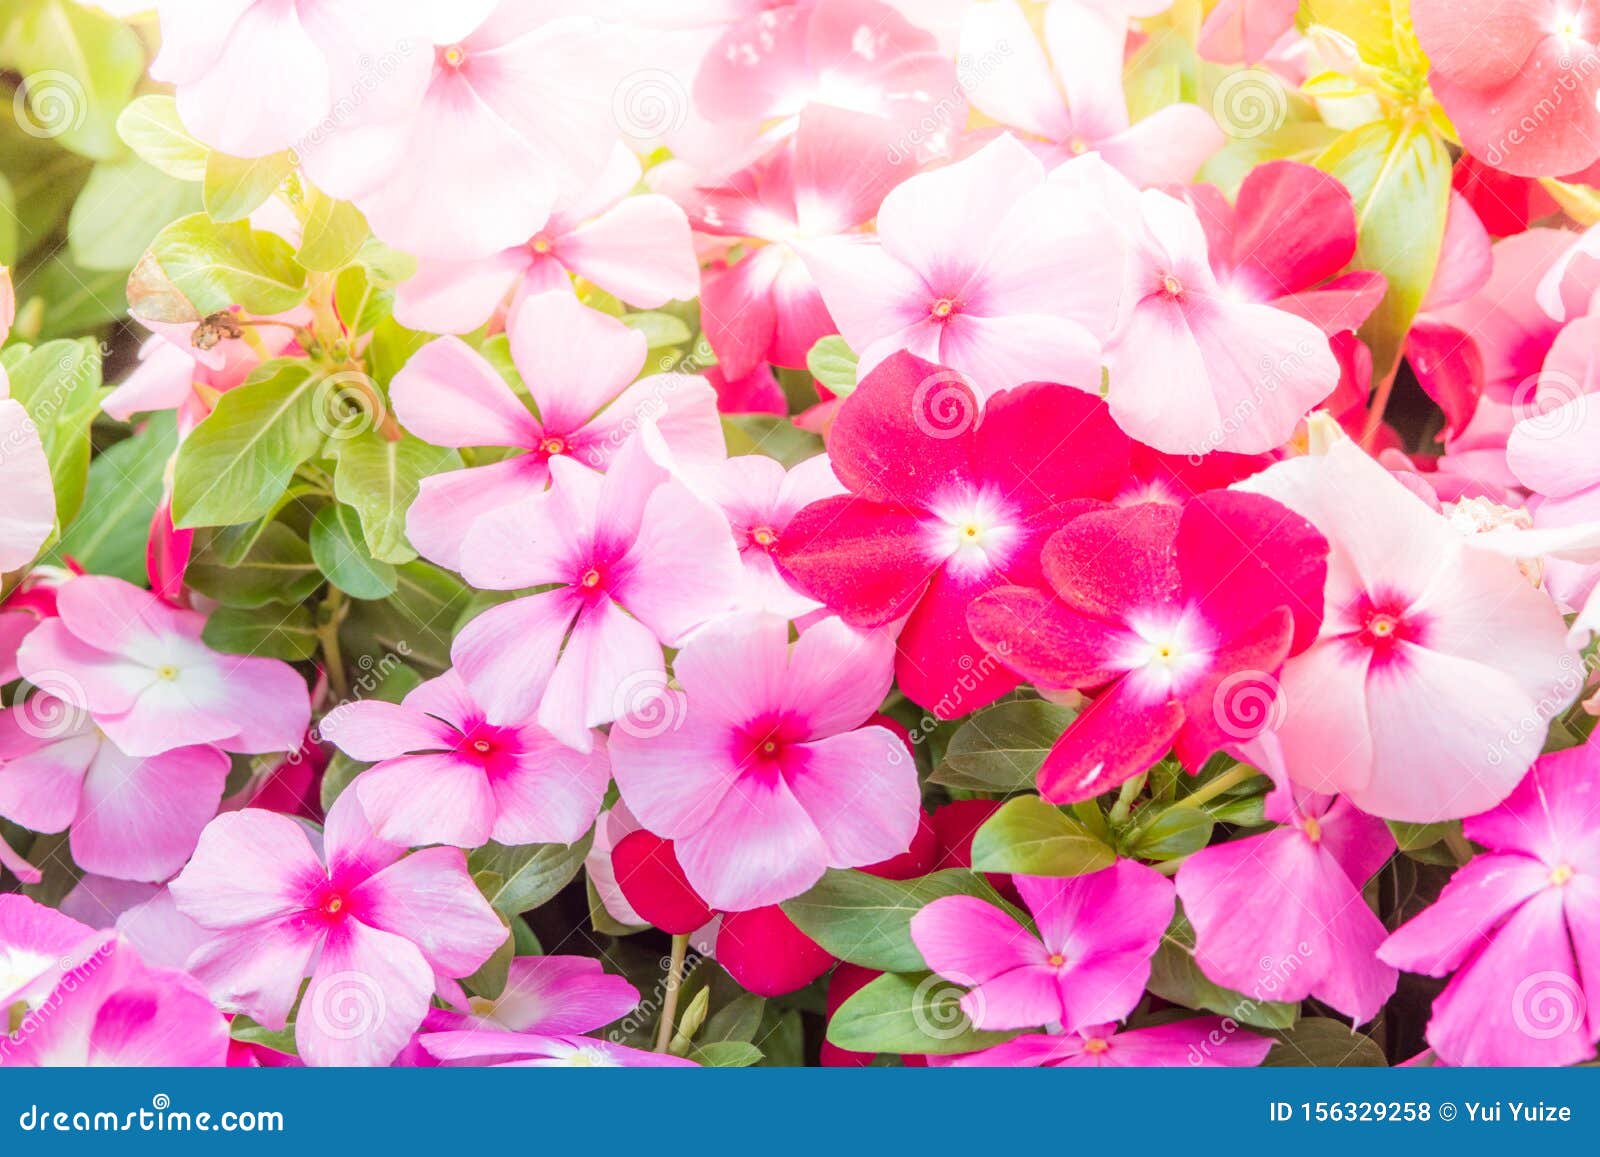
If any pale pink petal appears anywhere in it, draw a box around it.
[787,727,920,866]
[393,250,531,335]
[72,742,230,883]
[559,195,700,307]
[510,292,646,436]
[674,774,831,911]
[169,809,324,929]
[390,336,544,449]
[353,846,506,977]
[297,919,434,1067]
[354,754,497,849]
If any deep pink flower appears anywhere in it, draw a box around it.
[958,0,1222,184]
[967,491,1327,801]
[932,1019,1273,1067]
[393,291,725,570]
[420,955,640,1037]
[15,576,310,759]
[910,862,1174,1032]
[0,693,230,883]
[1238,423,1578,820]
[394,145,699,334]
[1176,746,1398,1022]
[800,136,1121,395]
[452,429,741,749]
[1380,739,1600,1065]
[775,350,1132,716]
[609,614,919,911]
[321,668,611,849]
[169,792,506,1067]
[688,105,911,379]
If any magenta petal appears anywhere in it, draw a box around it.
[776,496,937,627]
[1036,678,1184,803]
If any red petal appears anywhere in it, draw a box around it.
[1406,319,1485,438]
[611,830,714,935]
[1233,161,1359,294]
[717,905,836,997]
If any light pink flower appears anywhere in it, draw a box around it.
[394,291,724,571]
[0,936,229,1067]
[394,145,699,335]
[932,1019,1273,1067]
[697,453,845,618]
[421,1031,696,1067]
[0,692,229,883]
[958,0,1221,184]
[420,955,640,1037]
[320,668,611,849]
[0,271,53,574]
[911,862,1173,1032]
[15,576,310,759]
[299,3,626,259]
[0,894,94,1009]
[1379,739,1600,1065]
[453,428,741,749]
[800,135,1121,397]
[1237,422,1578,821]
[609,614,919,911]
[169,792,506,1068]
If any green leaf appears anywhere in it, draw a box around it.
[202,604,318,661]
[701,993,765,1045]
[1,338,102,524]
[805,335,858,396]
[17,252,126,338]
[1124,805,1214,861]
[186,522,322,609]
[296,191,369,273]
[1147,918,1299,1030]
[621,310,692,349]
[116,94,208,181]
[8,0,144,161]
[310,502,398,599]
[461,898,513,1000]
[469,834,593,918]
[1315,118,1451,379]
[720,416,823,468]
[781,869,1003,973]
[688,1041,763,1067]
[932,699,1075,793]
[1388,819,1453,852]
[970,795,1116,876]
[171,362,324,529]
[49,414,176,580]
[1262,1018,1387,1067]
[142,212,309,317]
[228,1016,298,1058]
[203,149,294,223]
[826,971,1015,1056]
[68,157,203,272]
[330,434,460,563]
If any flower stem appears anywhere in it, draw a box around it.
[317,588,349,701]
[1182,763,1260,810]
[655,933,690,1053]
[1108,772,1147,826]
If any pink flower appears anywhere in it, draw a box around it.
[452,428,741,749]
[15,576,310,759]
[932,1019,1273,1067]
[1176,747,1398,1022]
[393,291,725,570]
[1413,0,1600,176]
[774,351,1133,717]
[1379,739,1600,1065]
[688,105,911,379]
[1196,0,1300,62]
[910,862,1174,1032]
[0,276,53,574]
[421,1031,696,1067]
[1237,421,1578,821]
[698,453,846,617]
[299,3,625,258]
[0,692,230,883]
[1093,167,1342,454]
[958,0,1222,184]
[394,145,699,335]
[169,792,507,1068]
[800,136,1125,396]
[609,614,919,911]
[320,668,611,849]
[967,492,1327,801]
[0,894,94,1009]
[1,937,229,1067]
[421,955,641,1037]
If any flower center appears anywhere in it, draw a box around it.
[1068,137,1089,155]
[1159,273,1183,298]
[439,44,467,69]
[155,665,178,681]
[530,234,554,255]
[930,297,957,320]
[541,436,567,456]
[472,739,493,755]
[580,568,603,589]
[1302,815,1322,844]
[1047,953,1066,967]
[317,891,346,919]
[1551,863,1576,887]
[750,525,778,549]
[1083,1038,1110,1055]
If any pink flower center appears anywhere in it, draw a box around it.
[1551,863,1576,887]
[929,297,958,321]
[733,714,804,779]
[309,884,355,926]
[1083,1037,1110,1055]
[749,525,778,551]
[541,435,568,457]
[580,567,603,590]
[1158,272,1184,299]
[530,234,554,256]
[1047,952,1066,968]
[1301,815,1323,844]
[438,44,468,70]
[1351,592,1423,661]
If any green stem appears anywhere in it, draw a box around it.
[655,933,689,1053]
[1444,829,1476,865]
[317,588,349,702]
[1108,772,1147,826]
[1182,763,1260,810]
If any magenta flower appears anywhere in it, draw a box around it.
[320,668,612,849]
[393,291,725,571]
[15,576,310,759]
[1238,423,1578,820]
[933,1019,1273,1067]
[1,937,229,1067]
[169,792,507,1068]
[394,145,699,335]
[958,0,1222,184]
[775,350,1133,717]
[967,492,1328,801]
[1176,757,1398,1022]
[421,955,641,1037]
[799,135,1125,396]
[609,614,920,912]
[0,692,229,883]
[1379,740,1600,1065]
[910,862,1174,1033]
[452,428,741,748]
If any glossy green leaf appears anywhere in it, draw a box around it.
[49,413,176,580]
[970,795,1117,876]
[142,212,308,317]
[68,156,202,272]
[115,94,208,181]
[201,604,318,661]
[1,337,102,524]
[330,433,461,563]
[310,502,398,599]
[8,0,144,161]
[805,335,858,396]
[469,834,593,918]
[781,869,1003,973]
[932,699,1076,793]
[202,149,293,223]
[296,191,369,273]
[186,522,322,609]
[826,971,1015,1056]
